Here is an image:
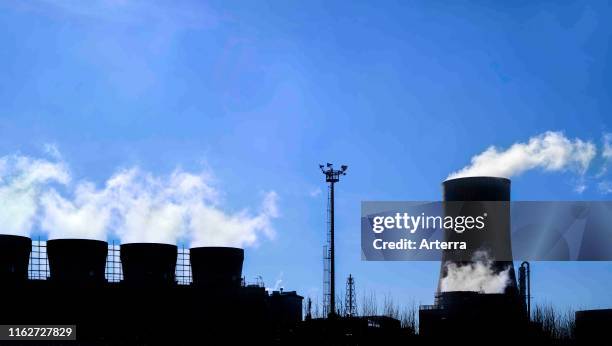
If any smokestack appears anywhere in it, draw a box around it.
[190,247,244,290]
[437,176,518,295]
[0,235,32,283]
[47,239,108,285]
[120,243,177,286]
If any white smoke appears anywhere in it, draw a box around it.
[105,168,278,246]
[0,149,279,247]
[106,168,196,244]
[265,271,284,293]
[0,154,70,236]
[447,131,596,180]
[40,182,112,240]
[188,190,278,247]
[440,252,511,294]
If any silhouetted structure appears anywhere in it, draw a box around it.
[190,246,243,290]
[295,315,407,345]
[519,261,531,317]
[575,309,612,343]
[320,163,348,317]
[121,242,177,286]
[47,239,108,285]
[1,176,609,344]
[421,176,525,341]
[437,176,518,296]
[269,290,304,333]
[0,236,303,344]
[420,291,525,340]
[345,274,356,317]
[0,234,31,284]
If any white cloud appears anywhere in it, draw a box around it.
[0,154,69,236]
[448,131,596,180]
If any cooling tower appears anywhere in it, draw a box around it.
[190,247,244,290]
[437,176,518,295]
[47,239,108,285]
[120,243,177,286]
[0,235,32,283]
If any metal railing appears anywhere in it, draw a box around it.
[27,240,193,285]
[176,247,192,285]
[28,238,49,280]
[105,241,123,283]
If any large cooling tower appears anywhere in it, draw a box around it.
[47,239,108,285]
[120,243,177,286]
[0,235,32,283]
[437,176,518,295]
[190,247,244,290]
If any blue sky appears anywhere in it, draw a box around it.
[1,0,611,312]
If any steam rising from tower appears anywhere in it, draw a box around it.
[0,150,279,248]
[437,176,518,296]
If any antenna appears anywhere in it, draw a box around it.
[345,274,356,317]
[320,163,348,318]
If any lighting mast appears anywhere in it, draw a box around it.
[320,163,348,318]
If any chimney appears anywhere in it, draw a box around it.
[0,235,32,283]
[190,247,244,290]
[437,176,518,296]
[47,239,108,285]
[120,243,177,286]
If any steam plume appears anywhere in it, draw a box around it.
[447,131,596,180]
[189,190,278,247]
[40,182,112,240]
[440,252,510,294]
[0,154,69,236]
[0,149,278,247]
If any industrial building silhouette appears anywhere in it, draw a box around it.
[418,177,611,344]
[1,237,304,344]
[419,177,526,341]
[0,176,610,344]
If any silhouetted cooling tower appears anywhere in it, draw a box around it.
[438,176,518,295]
[190,247,244,290]
[0,235,32,283]
[47,239,108,285]
[121,243,177,286]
